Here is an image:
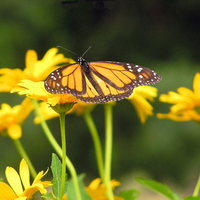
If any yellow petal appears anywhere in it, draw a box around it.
[133,86,158,100]
[129,93,153,124]
[47,96,61,106]
[114,196,124,200]
[11,80,78,106]
[25,50,38,76]
[159,92,183,103]
[15,197,27,200]
[33,48,73,81]
[34,102,59,124]
[177,87,194,98]
[0,182,18,200]
[20,159,30,189]
[184,110,200,121]
[7,124,22,139]
[0,68,25,92]
[88,178,102,190]
[23,180,51,199]
[157,113,191,121]
[58,94,78,104]
[32,169,49,185]
[5,167,23,196]
[23,187,38,199]
[110,179,121,189]
[159,94,170,102]
[170,103,192,113]
[38,48,75,68]
[33,48,59,80]
[1,103,12,113]
[40,180,52,188]
[33,182,48,194]
[16,98,34,124]
[193,73,200,98]
[11,80,48,97]
[40,48,59,64]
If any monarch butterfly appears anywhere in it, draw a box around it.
[44,50,161,103]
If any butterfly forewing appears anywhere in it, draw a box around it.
[102,61,161,87]
[89,61,161,90]
[90,63,133,90]
[44,59,161,103]
[45,63,86,96]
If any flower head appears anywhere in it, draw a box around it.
[11,80,78,106]
[32,85,157,124]
[0,98,33,139]
[0,159,51,200]
[0,48,74,92]
[157,73,200,122]
[128,86,158,124]
[85,178,123,200]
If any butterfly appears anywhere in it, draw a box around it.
[44,52,161,103]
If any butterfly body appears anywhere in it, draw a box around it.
[45,58,161,103]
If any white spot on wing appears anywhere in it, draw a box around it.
[137,67,143,72]
[139,75,143,79]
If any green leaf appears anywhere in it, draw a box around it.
[118,189,139,200]
[136,177,180,200]
[42,193,57,200]
[67,174,92,200]
[184,197,200,200]
[51,153,68,199]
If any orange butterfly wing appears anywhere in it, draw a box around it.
[44,59,161,103]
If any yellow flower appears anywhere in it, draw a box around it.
[11,79,158,124]
[11,79,78,106]
[85,178,124,200]
[157,73,200,122]
[33,86,157,124]
[0,48,74,92]
[0,98,33,139]
[128,86,158,124]
[0,159,51,200]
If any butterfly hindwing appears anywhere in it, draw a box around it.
[44,59,161,103]
[78,68,134,103]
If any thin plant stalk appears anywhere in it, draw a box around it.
[59,112,67,200]
[193,175,200,196]
[104,103,114,200]
[32,99,82,200]
[83,111,104,182]
[13,139,37,179]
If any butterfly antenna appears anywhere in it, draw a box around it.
[82,46,91,57]
[57,46,78,56]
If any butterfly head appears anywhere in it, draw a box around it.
[78,57,90,72]
[78,57,86,65]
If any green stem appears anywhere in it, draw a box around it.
[13,139,37,179]
[32,99,82,200]
[104,103,114,200]
[31,99,62,155]
[83,111,104,182]
[193,175,200,196]
[59,112,67,200]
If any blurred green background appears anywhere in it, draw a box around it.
[1,0,200,192]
